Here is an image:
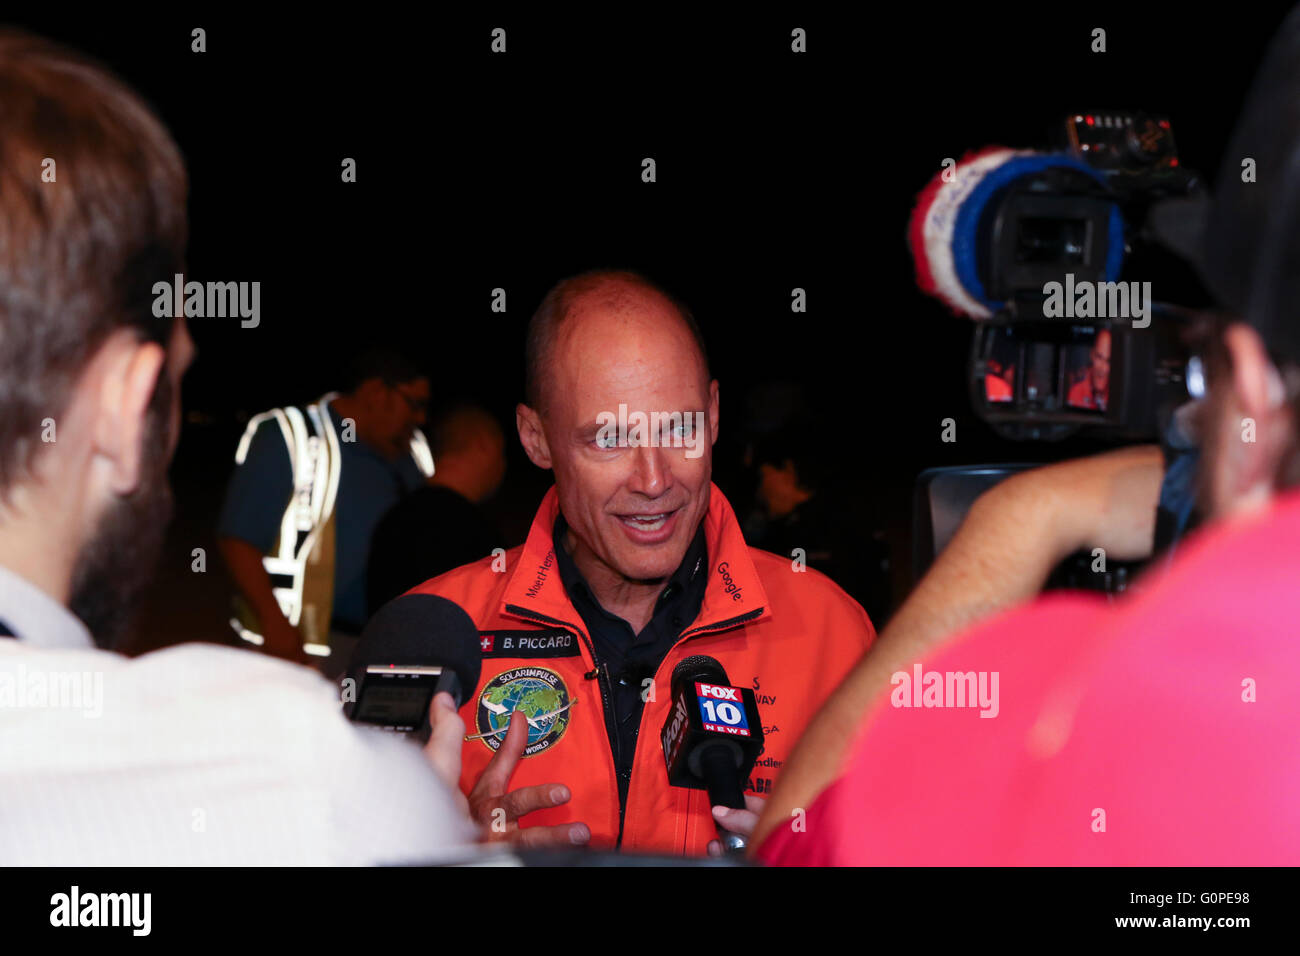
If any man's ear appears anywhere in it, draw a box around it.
[516,403,552,469]
[708,379,720,446]
[93,332,167,496]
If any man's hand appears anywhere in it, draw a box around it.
[999,442,1165,563]
[707,795,765,857]
[217,536,312,666]
[467,711,591,848]
[423,691,470,819]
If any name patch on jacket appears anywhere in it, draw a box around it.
[478,629,580,658]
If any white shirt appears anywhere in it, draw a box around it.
[0,562,477,865]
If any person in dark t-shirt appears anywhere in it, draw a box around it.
[746,424,890,625]
[367,405,507,615]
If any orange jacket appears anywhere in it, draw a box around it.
[411,482,875,855]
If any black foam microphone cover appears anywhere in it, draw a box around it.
[349,593,482,707]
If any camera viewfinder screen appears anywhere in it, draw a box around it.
[984,334,1018,403]
[1064,328,1112,412]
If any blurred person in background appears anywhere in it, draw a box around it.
[746,420,890,626]
[367,403,508,615]
[217,348,434,676]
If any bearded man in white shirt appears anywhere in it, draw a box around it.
[0,29,474,865]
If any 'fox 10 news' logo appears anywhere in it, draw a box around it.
[695,682,751,737]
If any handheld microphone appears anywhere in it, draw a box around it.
[343,593,483,735]
[660,655,765,855]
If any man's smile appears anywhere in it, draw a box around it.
[614,506,682,542]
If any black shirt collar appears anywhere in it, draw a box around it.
[552,512,707,627]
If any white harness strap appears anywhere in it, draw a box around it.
[229,393,434,651]
[229,401,332,640]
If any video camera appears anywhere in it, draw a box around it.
[911,111,1207,442]
[909,113,1213,594]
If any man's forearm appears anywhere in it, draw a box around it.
[217,536,294,633]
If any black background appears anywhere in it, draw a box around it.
[7,5,1293,650]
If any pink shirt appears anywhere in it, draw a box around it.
[760,491,1300,865]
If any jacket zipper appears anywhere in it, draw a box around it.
[676,607,765,642]
[503,603,622,841]
[631,605,768,853]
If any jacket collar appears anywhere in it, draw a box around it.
[502,483,771,635]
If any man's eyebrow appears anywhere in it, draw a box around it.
[573,410,704,434]
[653,410,704,423]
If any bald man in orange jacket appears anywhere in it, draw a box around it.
[414,270,875,855]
